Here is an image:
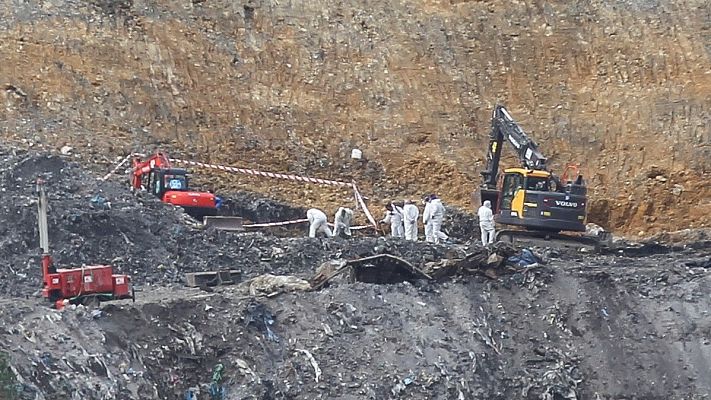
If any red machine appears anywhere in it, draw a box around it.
[131,152,218,220]
[37,179,134,309]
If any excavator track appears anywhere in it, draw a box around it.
[496,230,612,252]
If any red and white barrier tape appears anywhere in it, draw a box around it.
[103,154,380,231]
[170,158,354,187]
[348,225,374,231]
[242,219,309,228]
[242,218,373,230]
[99,153,142,182]
[171,158,380,230]
[353,184,378,229]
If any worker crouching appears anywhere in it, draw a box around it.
[307,208,332,238]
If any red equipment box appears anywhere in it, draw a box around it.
[42,265,132,302]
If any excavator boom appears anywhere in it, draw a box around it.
[480,105,548,190]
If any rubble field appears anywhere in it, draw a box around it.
[0,150,710,399]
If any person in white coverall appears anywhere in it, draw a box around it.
[307,208,332,238]
[477,200,496,245]
[333,207,354,238]
[423,195,449,244]
[402,200,419,241]
[423,196,433,242]
[380,203,404,238]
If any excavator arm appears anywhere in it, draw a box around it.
[480,105,548,190]
[131,152,172,190]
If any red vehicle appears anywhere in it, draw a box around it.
[37,179,133,309]
[131,152,218,220]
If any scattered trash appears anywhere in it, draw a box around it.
[585,223,606,236]
[296,349,322,383]
[209,363,226,400]
[507,249,542,268]
[248,274,311,297]
[244,301,279,342]
[474,316,502,355]
[391,381,406,395]
[422,243,520,280]
[235,359,259,383]
[391,375,414,395]
[89,194,111,210]
[521,348,581,400]
[184,387,199,400]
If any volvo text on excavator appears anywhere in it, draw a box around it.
[477,105,609,249]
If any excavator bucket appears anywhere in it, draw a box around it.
[203,216,244,231]
[478,187,500,213]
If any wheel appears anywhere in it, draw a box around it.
[48,290,62,303]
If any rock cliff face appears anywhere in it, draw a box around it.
[1,0,709,235]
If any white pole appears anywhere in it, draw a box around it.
[37,180,49,253]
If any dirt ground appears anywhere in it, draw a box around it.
[0,0,709,236]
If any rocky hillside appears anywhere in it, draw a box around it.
[1,0,709,235]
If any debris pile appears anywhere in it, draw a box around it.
[311,254,432,289]
[0,150,459,298]
[4,245,711,400]
[421,242,539,280]
[0,149,710,399]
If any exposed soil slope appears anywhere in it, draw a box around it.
[1,0,709,235]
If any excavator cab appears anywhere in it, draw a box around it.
[148,168,190,197]
[495,168,587,233]
[141,167,218,220]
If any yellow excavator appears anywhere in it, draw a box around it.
[477,105,610,249]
